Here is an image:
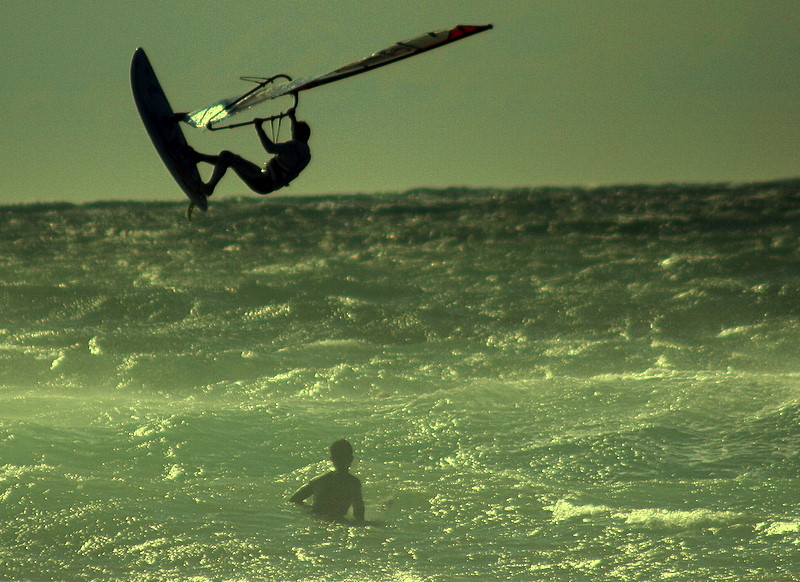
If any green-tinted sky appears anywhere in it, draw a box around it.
[2,1,798,204]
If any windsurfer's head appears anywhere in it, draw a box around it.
[293,121,311,142]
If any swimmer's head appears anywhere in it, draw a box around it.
[330,439,354,470]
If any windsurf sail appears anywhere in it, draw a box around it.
[186,24,492,130]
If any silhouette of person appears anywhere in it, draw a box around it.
[289,439,365,523]
[189,107,311,197]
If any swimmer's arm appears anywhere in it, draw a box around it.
[352,481,365,523]
[289,482,314,504]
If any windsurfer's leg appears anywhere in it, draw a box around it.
[201,151,276,196]
[226,155,278,195]
[195,152,219,165]
[185,147,218,166]
[200,150,235,196]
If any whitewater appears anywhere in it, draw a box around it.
[1,182,799,581]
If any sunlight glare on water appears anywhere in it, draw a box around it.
[1,182,799,580]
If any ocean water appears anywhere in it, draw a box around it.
[1,182,799,581]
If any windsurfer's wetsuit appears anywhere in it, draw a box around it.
[261,138,311,192]
[189,111,311,197]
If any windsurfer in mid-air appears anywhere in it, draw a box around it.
[188,107,311,197]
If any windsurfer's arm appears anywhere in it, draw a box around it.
[255,119,297,156]
[285,106,303,137]
[255,119,279,154]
